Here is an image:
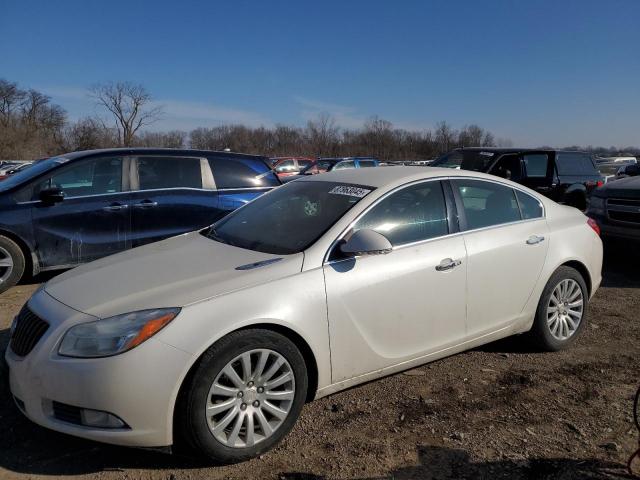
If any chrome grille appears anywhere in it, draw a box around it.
[9,306,49,357]
[607,198,640,225]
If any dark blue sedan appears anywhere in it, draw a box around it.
[0,148,280,293]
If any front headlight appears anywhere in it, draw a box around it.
[58,308,180,358]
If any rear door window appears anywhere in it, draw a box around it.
[137,156,202,190]
[556,152,597,175]
[453,179,521,230]
[209,156,279,188]
[523,153,549,177]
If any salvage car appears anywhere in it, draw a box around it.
[587,172,640,241]
[7,167,602,463]
[431,148,603,210]
[0,161,32,180]
[0,148,279,294]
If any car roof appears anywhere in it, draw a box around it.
[451,147,590,154]
[299,165,512,188]
[56,148,269,161]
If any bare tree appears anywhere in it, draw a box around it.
[434,121,457,153]
[0,79,25,126]
[136,130,186,148]
[305,113,339,156]
[90,82,163,146]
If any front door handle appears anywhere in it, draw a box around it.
[102,203,128,212]
[436,258,462,272]
[133,200,158,208]
[526,235,545,245]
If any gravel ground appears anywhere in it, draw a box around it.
[0,242,638,480]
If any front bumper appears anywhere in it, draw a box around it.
[6,289,193,447]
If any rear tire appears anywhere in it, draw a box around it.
[0,235,25,295]
[528,266,588,351]
[176,329,308,464]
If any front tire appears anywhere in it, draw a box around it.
[0,235,25,295]
[528,266,588,351]
[176,329,308,464]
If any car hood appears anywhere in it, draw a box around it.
[597,176,640,198]
[44,232,304,319]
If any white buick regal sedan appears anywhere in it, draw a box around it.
[6,167,602,463]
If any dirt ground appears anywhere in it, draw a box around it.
[0,242,638,480]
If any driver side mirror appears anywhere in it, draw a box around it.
[340,229,393,256]
[39,187,65,205]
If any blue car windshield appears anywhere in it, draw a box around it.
[0,156,70,192]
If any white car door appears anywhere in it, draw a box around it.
[451,179,549,337]
[323,180,468,383]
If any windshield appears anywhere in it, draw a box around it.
[431,151,498,171]
[0,156,69,192]
[205,181,375,254]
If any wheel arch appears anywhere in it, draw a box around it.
[171,322,320,444]
[0,227,38,277]
[559,259,592,297]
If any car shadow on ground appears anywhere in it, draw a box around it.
[601,239,640,289]
[280,445,630,480]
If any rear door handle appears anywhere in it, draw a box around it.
[526,235,545,245]
[102,203,128,212]
[133,200,158,208]
[436,258,462,272]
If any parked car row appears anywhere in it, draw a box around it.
[430,148,604,211]
[6,163,603,464]
[273,156,381,181]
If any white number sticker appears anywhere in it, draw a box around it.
[329,186,372,198]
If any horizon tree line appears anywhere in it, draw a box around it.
[1,78,637,161]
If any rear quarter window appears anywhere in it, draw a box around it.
[209,156,279,189]
[515,190,544,219]
[556,153,597,175]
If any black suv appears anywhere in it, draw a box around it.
[0,148,280,294]
[587,165,640,242]
[431,148,603,210]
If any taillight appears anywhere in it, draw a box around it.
[596,180,604,188]
[587,217,600,236]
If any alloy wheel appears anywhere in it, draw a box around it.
[0,246,14,285]
[547,279,584,341]
[205,348,296,448]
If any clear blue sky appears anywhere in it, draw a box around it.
[2,0,639,147]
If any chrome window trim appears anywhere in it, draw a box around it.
[16,187,217,205]
[322,175,546,265]
[215,187,275,192]
[17,185,275,204]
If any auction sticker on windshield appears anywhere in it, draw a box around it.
[329,185,372,198]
